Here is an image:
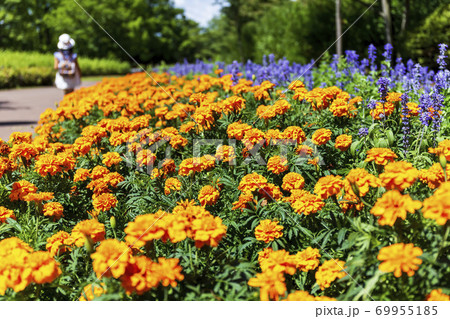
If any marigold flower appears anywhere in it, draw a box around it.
[370,190,421,226]
[227,122,252,140]
[365,148,398,166]
[377,243,423,278]
[379,161,419,190]
[80,283,107,301]
[267,156,289,174]
[248,270,286,301]
[422,182,450,225]
[283,126,306,144]
[215,145,236,163]
[258,249,297,275]
[92,193,118,212]
[9,132,32,145]
[315,259,347,290]
[9,143,39,161]
[285,189,325,215]
[26,251,62,284]
[334,134,352,151]
[426,289,450,301]
[198,185,220,206]
[312,128,332,146]
[232,192,254,211]
[191,215,227,248]
[136,149,156,167]
[255,219,283,243]
[314,175,344,199]
[238,172,268,193]
[370,101,395,120]
[91,239,131,279]
[294,247,321,272]
[282,172,305,192]
[71,219,106,247]
[42,202,64,221]
[9,180,38,201]
[243,128,266,150]
[102,152,122,167]
[164,177,182,195]
[153,257,185,287]
[429,139,450,161]
[0,206,16,223]
[283,291,316,301]
[121,256,159,295]
[345,168,380,197]
[161,158,176,176]
[90,166,110,179]
[124,212,167,247]
[46,231,74,256]
[23,192,54,203]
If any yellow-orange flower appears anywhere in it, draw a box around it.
[191,215,227,248]
[377,243,423,278]
[9,180,38,201]
[46,231,74,256]
[370,190,421,226]
[91,239,131,279]
[238,172,268,193]
[312,128,332,146]
[254,219,283,243]
[80,283,107,301]
[294,247,321,272]
[92,193,118,212]
[102,152,122,167]
[334,134,352,151]
[73,168,90,182]
[281,172,305,192]
[248,270,286,301]
[42,202,64,221]
[26,251,62,284]
[365,148,398,166]
[345,168,380,197]
[315,259,347,290]
[285,189,325,215]
[314,175,344,199]
[379,161,419,190]
[215,145,236,163]
[198,185,220,206]
[422,182,450,225]
[164,177,181,195]
[267,156,289,174]
[71,219,106,247]
[426,289,450,301]
[0,206,16,223]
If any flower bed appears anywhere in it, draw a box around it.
[0,44,449,301]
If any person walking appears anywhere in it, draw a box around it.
[53,34,81,95]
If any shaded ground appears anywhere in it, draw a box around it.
[0,81,97,141]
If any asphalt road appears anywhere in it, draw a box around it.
[0,81,97,141]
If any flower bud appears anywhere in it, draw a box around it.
[110,216,117,230]
[439,153,447,171]
[84,236,94,254]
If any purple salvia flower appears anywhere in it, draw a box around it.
[437,43,448,70]
[400,93,410,153]
[377,77,390,101]
[358,127,369,137]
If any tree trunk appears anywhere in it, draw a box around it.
[336,0,343,56]
[381,0,393,44]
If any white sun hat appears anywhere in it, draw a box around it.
[57,33,75,50]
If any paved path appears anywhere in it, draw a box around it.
[0,81,97,141]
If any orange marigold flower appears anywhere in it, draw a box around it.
[9,180,38,201]
[259,249,296,275]
[426,289,450,301]
[46,231,74,256]
[121,256,159,295]
[198,185,220,206]
[422,182,450,225]
[345,168,380,197]
[284,126,306,144]
[9,143,39,161]
[215,145,236,163]
[91,239,131,279]
[283,290,316,301]
[314,175,344,199]
[248,270,286,301]
[0,206,16,223]
[92,193,118,212]
[294,247,321,272]
[334,134,352,151]
[26,251,62,284]
[161,158,176,176]
[418,163,449,189]
[71,219,106,247]
[9,132,32,145]
[315,259,347,290]
[285,189,325,215]
[282,172,305,192]
[267,156,289,174]
[256,104,276,119]
[191,215,227,248]
[370,190,421,226]
[312,128,332,146]
[80,283,107,301]
[238,172,268,193]
[232,192,254,211]
[136,149,156,167]
[90,166,110,179]
[377,243,423,278]
[153,257,185,287]
[34,154,65,177]
[428,139,450,161]
[370,101,395,120]
[23,192,54,203]
[42,202,64,221]
[227,122,252,140]
[242,128,266,150]
[124,212,167,247]
[379,161,419,190]
[102,152,122,167]
[365,148,398,165]
[164,177,182,195]
[254,219,283,243]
